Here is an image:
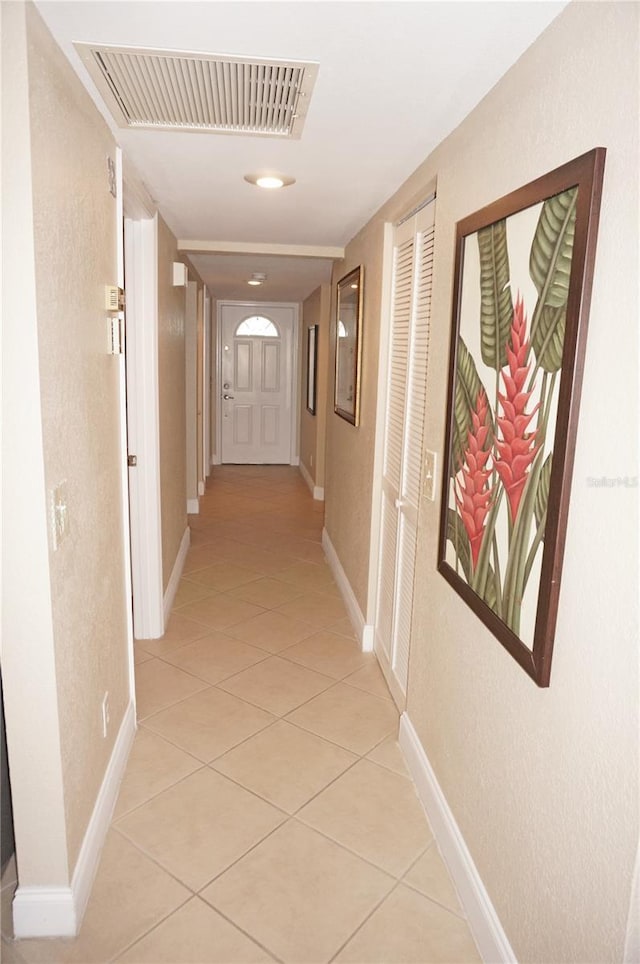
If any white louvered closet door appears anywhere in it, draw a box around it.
[375,200,435,699]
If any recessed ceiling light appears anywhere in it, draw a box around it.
[244,172,295,190]
[248,272,267,286]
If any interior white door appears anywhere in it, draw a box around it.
[220,303,296,464]
[375,200,436,698]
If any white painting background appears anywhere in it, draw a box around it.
[445,201,562,650]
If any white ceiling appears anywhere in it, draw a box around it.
[36,0,567,302]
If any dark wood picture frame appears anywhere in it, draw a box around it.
[334,265,363,425]
[306,324,318,415]
[437,148,606,686]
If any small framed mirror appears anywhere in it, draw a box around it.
[334,266,363,425]
[306,325,318,415]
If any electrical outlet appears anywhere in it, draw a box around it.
[101,692,110,738]
[424,450,437,502]
[50,481,69,550]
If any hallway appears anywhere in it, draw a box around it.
[2,468,479,964]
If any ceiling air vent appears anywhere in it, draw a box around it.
[74,43,318,139]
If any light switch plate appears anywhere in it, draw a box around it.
[424,450,437,502]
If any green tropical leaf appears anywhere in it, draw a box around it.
[534,453,553,530]
[446,509,498,611]
[477,221,513,370]
[451,338,494,475]
[529,187,578,371]
[446,508,472,583]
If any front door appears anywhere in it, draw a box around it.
[220,303,297,464]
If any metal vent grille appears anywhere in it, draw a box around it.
[74,43,318,138]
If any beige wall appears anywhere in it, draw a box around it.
[21,2,130,870]
[326,237,384,609]
[325,3,639,961]
[299,284,331,490]
[157,216,188,590]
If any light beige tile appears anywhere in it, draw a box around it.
[217,656,334,717]
[234,548,303,576]
[298,759,431,877]
[143,686,275,762]
[335,883,480,963]
[137,613,211,658]
[13,831,189,963]
[116,897,275,963]
[275,591,348,628]
[225,609,316,653]
[282,630,371,680]
[226,577,304,609]
[366,736,410,777]
[273,562,337,595]
[134,659,209,721]
[170,578,217,610]
[212,720,357,813]
[403,842,462,914]
[115,769,284,891]
[182,545,234,574]
[183,563,263,593]
[286,682,398,755]
[113,728,202,818]
[287,541,327,564]
[1,937,25,964]
[175,594,265,631]
[201,821,393,964]
[133,642,153,666]
[327,617,357,640]
[161,631,268,684]
[343,659,393,700]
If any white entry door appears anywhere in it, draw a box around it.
[219,303,297,464]
[375,199,435,700]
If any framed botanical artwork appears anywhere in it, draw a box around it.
[306,324,318,415]
[334,266,363,425]
[437,148,606,686]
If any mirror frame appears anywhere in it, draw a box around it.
[334,265,364,425]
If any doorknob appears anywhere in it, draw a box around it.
[223,394,235,400]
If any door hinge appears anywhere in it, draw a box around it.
[127,455,137,467]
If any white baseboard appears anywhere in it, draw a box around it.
[13,702,136,938]
[12,887,76,939]
[298,461,324,501]
[163,527,190,623]
[398,713,517,964]
[187,497,199,514]
[198,480,205,496]
[299,461,314,497]
[361,623,374,652]
[624,842,640,963]
[212,454,221,466]
[322,528,373,651]
[291,455,300,467]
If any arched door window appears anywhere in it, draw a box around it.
[235,315,279,337]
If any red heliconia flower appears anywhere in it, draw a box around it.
[455,388,494,570]
[494,294,540,523]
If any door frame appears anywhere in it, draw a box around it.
[367,193,436,708]
[122,164,164,640]
[215,300,300,466]
[367,222,405,706]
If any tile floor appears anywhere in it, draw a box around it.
[1,466,480,964]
